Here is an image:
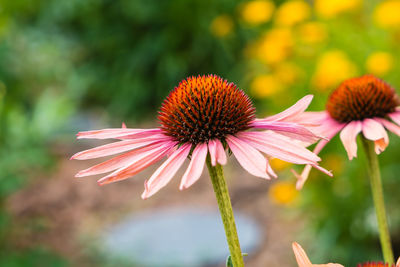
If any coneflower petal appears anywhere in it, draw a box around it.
[71,134,170,160]
[226,135,270,179]
[180,143,208,190]
[340,121,362,160]
[378,118,400,137]
[389,111,400,126]
[237,131,320,165]
[208,139,227,166]
[292,242,344,267]
[77,128,161,140]
[97,142,175,185]
[142,143,191,199]
[293,119,344,190]
[292,242,313,267]
[215,139,227,165]
[362,118,389,154]
[250,120,320,143]
[208,140,218,166]
[77,141,174,177]
[263,95,313,122]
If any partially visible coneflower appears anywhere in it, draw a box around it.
[292,242,344,267]
[292,242,400,267]
[357,260,400,267]
[72,74,328,267]
[294,74,400,189]
[293,74,400,264]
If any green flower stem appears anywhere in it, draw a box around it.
[361,137,394,264]
[206,157,244,267]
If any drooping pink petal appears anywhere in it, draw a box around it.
[226,135,270,179]
[292,165,312,190]
[141,144,191,199]
[311,115,346,139]
[76,141,175,177]
[292,242,312,267]
[77,128,161,140]
[71,134,171,160]
[396,256,400,267]
[266,160,278,178]
[339,121,362,160]
[292,119,344,190]
[214,139,227,165]
[179,143,208,190]
[292,242,344,267]
[295,111,330,126]
[97,143,175,185]
[389,111,400,126]
[237,131,320,165]
[208,140,218,166]
[208,140,227,166]
[362,118,389,154]
[263,95,313,122]
[250,120,321,143]
[377,118,400,137]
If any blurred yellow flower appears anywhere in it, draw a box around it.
[312,50,358,91]
[270,158,292,171]
[240,0,275,25]
[298,22,328,44]
[269,181,299,205]
[374,0,400,28]
[251,74,284,98]
[275,0,311,27]
[315,0,361,18]
[366,52,394,76]
[256,28,293,64]
[210,15,234,37]
[274,62,302,85]
[323,154,345,175]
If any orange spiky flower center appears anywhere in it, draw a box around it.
[357,262,396,267]
[158,74,255,144]
[326,75,399,123]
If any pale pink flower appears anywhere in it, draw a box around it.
[292,242,344,267]
[72,75,329,199]
[294,75,400,189]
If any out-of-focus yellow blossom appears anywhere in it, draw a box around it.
[270,158,292,171]
[312,50,358,91]
[251,74,284,98]
[240,0,275,25]
[374,0,400,28]
[315,0,361,18]
[323,154,345,175]
[274,62,302,85]
[298,22,328,44]
[366,52,394,76]
[256,28,293,64]
[275,0,311,27]
[269,181,299,205]
[210,15,234,37]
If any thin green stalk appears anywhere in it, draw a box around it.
[361,137,394,264]
[206,157,244,267]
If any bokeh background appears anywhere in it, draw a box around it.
[1,0,400,266]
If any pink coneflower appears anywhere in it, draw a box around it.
[293,242,400,267]
[294,74,400,189]
[292,242,344,267]
[72,74,329,199]
[358,261,400,267]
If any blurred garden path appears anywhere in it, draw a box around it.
[7,141,301,267]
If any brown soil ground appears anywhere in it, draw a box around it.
[7,141,303,267]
